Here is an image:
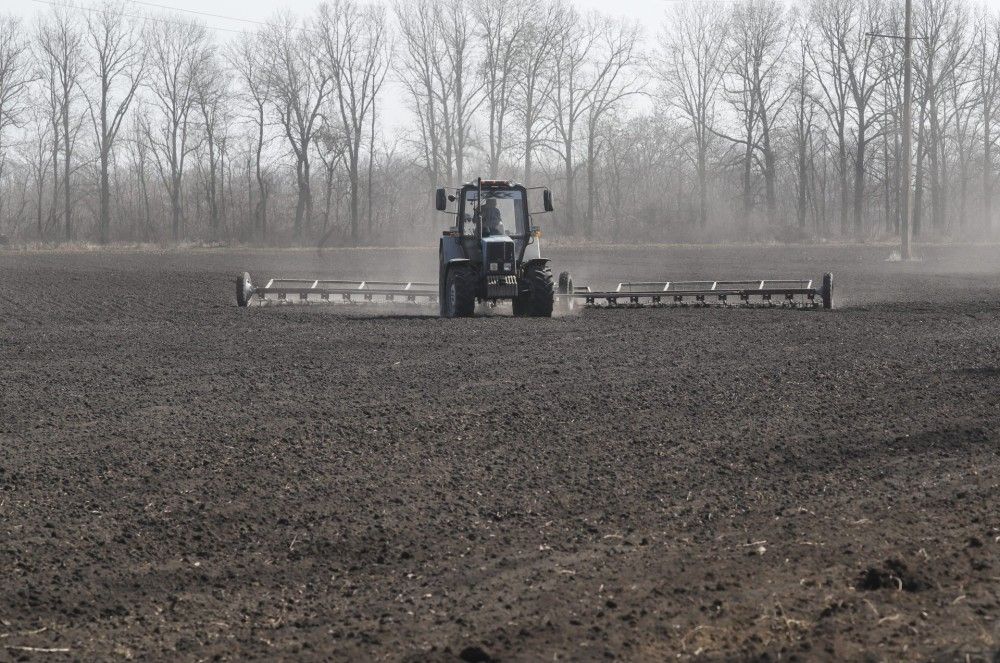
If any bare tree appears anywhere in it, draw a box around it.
[809,0,854,236]
[146,18,210,242]
[475,0,527,176]
[37,6,83,242]
[128,104,156,240]
[975,9,1000,233]
[315,117,346,240]
[792,21,819,230]
[393,0,444,185]
[0,15,33,166]
[582,14,640,237]
[319,0,388,244]
[18,104,53,240]
[516,1,562,186]
[548,7,598,233]
[948,51,976,229]
[722,0,791,225]
[82,1,144,244]
[262,12,330,239]
[435,0,482,184]
[0,14,34,235]
[916,0,971,234]
[655,1,729,227]
[228,30,272,241]
[194,51,229,240]
[842,0,891,238]
[394,0,481,186]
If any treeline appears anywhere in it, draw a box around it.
[0,0,997,246]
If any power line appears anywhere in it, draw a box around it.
[32,0,322,37]
[125,0,272,29]
[30,0,249,35]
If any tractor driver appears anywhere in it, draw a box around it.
[478,197,505,236]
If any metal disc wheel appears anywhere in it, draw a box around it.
[558,271,575,312]
[236,272,254,307]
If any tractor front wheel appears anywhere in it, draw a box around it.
[516,263,554,317]
[443,265,476,318]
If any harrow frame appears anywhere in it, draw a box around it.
[237,272,834,309]
[557,273,833,309]
[236,272,437,306]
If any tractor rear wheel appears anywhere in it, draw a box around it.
[443,265,476,318]
[517,263,554,317]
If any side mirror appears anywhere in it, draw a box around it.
[435,187,447,211]
[543,189,554,212]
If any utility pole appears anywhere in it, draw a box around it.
[901,0,913,260]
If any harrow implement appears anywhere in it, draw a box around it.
[236,270,833,310]
[557,273,833,309]
[235,272,437,306]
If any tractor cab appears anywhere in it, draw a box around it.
[459,185,526,237]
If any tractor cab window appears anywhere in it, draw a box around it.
[462,190,525,238]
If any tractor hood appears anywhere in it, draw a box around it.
[481,234,515,246]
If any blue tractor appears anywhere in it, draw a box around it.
[435,178,556,318]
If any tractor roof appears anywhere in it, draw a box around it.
[464,179,514,188]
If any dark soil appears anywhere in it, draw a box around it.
[2,244,999,661]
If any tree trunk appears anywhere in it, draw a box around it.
[207,137,218,241]
[367,103,376,239]
[523,147,532,189]
[985,104,993,233]
[99,150,110,243]
[586,129,596,238]
[323,162,334,233]
[51,118,60,240]
[63,102,71,242]
[98,89,110,244]
[913,99,927,238]
[742,138,753,226]
[837,123,848,236]
[928,67,942,233]
[762,138,776,223]
[171,172,181,242]
[255,106,267,241]
[797,135,807,229]
[893,115,901,234]
[294,157,306,240]
[563,135,574,233]
[697,143,708,228]
[349,150,360,245]
[853,120,866,240]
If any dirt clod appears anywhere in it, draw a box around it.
[857,559,929,592]
[459,645,495,662]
